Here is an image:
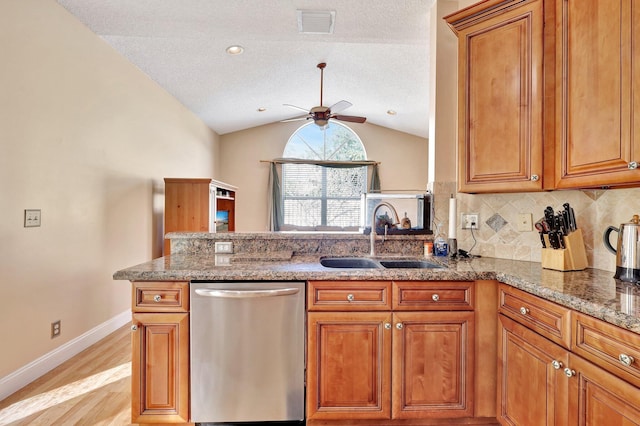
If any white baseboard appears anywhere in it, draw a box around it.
[0,310,131,402]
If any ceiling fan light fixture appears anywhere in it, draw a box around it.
[297,10,335,34]
[225,45,244,55]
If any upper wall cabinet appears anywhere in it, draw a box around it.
[446,0,548,193]
[554,0,640,188]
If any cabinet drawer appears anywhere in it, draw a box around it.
[572,312,640,388]
[307,281,391,311]
[393,281,474,311]
[132,281,189,312]
[498,284,571,349]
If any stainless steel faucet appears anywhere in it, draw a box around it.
[370,202,400,257]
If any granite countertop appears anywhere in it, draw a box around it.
[114,254,640,334]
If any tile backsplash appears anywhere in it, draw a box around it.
[429,181,639,272]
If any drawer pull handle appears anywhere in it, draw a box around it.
[519,307,529,315]
[629,161,638,170]
[153,295,162,302]
[131,325,138,331]
[396,323,403,330]
[563,368,576,378]
[551,360,563,370]
[619,353,635,366]
[347,294,355,302]
[432,294,439,302]
[530,174,540,181]
[384,323,391,330]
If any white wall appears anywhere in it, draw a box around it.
[219,121,429,231]
[0,1,219,378]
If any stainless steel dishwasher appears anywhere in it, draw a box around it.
[190,281,305,424]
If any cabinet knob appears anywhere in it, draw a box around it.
[619,353,635,366]
[519,306,530,315]
[153,295,162,302]
[530,174,540,181]
[131,324,138,331]
[563,367,576,378]
[432,294,439,302]
[628,162,638,170]
[551,360,563,370]
[384,323,391,330]
[347,294,355,302]
[396,323,403,330]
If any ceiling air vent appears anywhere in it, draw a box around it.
[297,10,336,34]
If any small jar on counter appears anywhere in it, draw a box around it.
[424,241,433,257]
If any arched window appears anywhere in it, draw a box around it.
[281,121,368,230]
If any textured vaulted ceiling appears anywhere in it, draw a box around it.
[56,0,432,137]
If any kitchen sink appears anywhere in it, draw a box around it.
[319,257,382,269]
[379,259,444,269]
[319,257,445,269]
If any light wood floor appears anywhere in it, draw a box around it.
[0,325,132,425]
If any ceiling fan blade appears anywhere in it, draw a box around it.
[280,115,310,123]
[329,100,352,114]
[283,103,310,113]
[332,114,367,124]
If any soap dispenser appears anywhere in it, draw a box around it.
[434,223,448,256]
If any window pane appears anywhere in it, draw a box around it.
[281,122,367,229]
[327,199,361,227]
[284,199,320,227]
[326,167,366,197]
[283,164,322,197]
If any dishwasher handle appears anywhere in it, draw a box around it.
[194,287,300,299]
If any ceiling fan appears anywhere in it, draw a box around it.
[282,62,367,127]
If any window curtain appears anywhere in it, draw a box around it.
[267,158,380,231]
[267,162,283,231]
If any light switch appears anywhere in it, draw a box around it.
[215,241,233,253]
[517,213,533,232]
[24,209,41,227]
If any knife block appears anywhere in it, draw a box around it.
[541,228,588,271]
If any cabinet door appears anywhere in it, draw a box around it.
[307,312,392,420]
[131,313,189,424]
[450,0,545,193]
[568,355,640,425]
[392,311,474,419]
[555,0,640,188]
[497,315,569,426]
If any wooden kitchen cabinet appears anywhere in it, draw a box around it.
[567,354,640,425]
[307,311,392,420]
[498,314,569,426]
[131,282,190,424]
[554,0,640,189]
[445,0,549,193]
[497,284,640,426]
[164,178,236,254]
[307,280,477,422]
[392,311,474,419]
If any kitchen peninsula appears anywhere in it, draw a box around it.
[114,232,640,425]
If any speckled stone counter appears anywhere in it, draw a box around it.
[114,248,640,335]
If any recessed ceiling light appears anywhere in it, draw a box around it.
[257,107,266,112]
[387,110,397,115]
[226,45,244,55]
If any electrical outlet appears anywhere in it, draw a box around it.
[51,320,61,338]
[214,241,233,254]
[517,213,533,232]
[461,213,479,229]
[24,209,41,227]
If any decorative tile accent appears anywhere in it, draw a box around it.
[486,213,508,233]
